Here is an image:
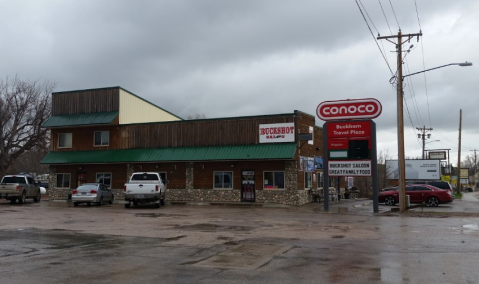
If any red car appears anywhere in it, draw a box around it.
[378,184,453,207]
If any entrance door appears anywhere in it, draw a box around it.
[241,170,255,202]
[158,172,167,188]
[77,173,86,187]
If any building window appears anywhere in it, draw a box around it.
[214,172,233,189]
[94,131,109,146]
[305,172,312,189]
[56,173,71,188]
[263,171,284,189]
[318,172,324,188]
[96,173,112,188]
[58,133,72,148]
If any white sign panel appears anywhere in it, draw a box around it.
[328,161,372,176]
[259,123,295,143]
[429,151,446,160]
[386,159,440,180]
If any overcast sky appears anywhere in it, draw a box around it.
[1,0,477,166]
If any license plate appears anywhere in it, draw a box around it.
[135,194,144,198]
[81,192,87,195]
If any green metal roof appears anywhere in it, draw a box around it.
[42,111,119,128]
[40,143,297,164]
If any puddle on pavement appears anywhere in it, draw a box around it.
[175,223,254,232]
[135,213,184,218]
[463,223,479,232]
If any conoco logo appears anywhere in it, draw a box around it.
[316,98,382,120]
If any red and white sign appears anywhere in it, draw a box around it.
[316,98,382,121]
[327,121,371,138]
[259,123,295,143]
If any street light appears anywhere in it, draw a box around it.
[396,61,472,212]
[403,62,473,78]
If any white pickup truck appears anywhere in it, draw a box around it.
[123,172,166,208]
[0,174,41,204]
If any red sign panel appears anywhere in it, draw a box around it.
[317,98,382,121]
[329,139,348,149]
[327,121,372,138]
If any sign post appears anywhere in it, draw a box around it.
[317,98,381,213]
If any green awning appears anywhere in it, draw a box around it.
[42,111,119,128]
[40,143,298,164]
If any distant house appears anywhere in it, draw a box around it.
[41,86,325,206]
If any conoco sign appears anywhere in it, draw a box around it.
[316,98,382,121]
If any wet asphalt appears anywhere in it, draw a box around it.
[0,193,478,284]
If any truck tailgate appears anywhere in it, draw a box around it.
[125,184,157,195]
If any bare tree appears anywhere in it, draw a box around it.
[186,113,206,120]
[0,76,56,176]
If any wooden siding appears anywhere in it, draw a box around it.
[130,163,186,189]
[56,164,127,189]
[119,89,181,124]
[193,161,287,190]
[120,116,295,149]
[50,126,122,151]
[52,88,120,115]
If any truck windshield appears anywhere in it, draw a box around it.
[131,174,159,181]
[1,176,27,184]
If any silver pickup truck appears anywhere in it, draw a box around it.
[0,175,41,204]
[123,172,166,208]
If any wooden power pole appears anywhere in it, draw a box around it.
[378,30,422,213]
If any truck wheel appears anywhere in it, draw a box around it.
[160,199,165,206]
[155,202,160,208]
[124,202,130,208]
[33,191,41,202]
[9,199,16,204]
[18,191,26,204]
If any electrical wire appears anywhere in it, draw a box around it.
[355,0,394,75]
[378,0,393,35]
[388,0,401,30]
[358,0,392,72]
[405,57,424,126]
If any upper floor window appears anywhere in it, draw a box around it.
[58,133,72,148]
[94,131,109,146]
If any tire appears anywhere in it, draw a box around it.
[87,202,91,206]
[9,199,16,204]
[155,202,160,208]
[109,195,114,205]
[33,191,41,203]
[124,202,130,208]
[98,197,103,206]
[133,200,138,206]
[427,197,439,207]
[73,202,79,207]
[160,198,165,206]
[384,196,396,206]
[18,191,26,204]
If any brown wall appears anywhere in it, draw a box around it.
[50,115,297,151]
[52,88,120,115]
[193,161,287,190]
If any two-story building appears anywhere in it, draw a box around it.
[41,87,327,206]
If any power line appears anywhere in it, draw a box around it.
[414,0,422,30]
[405,57,424,126]
[355,0,394,75]
[388,0,401,30]
[378,0,393,35]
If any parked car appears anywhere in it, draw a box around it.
[407,181,454,200]
[378,184,453,207]
[464,187,473,192]
[71,183,114,207]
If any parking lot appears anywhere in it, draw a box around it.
[0,193,478,284]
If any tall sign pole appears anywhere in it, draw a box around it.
[457,109,462,193]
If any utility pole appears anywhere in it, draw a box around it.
[378,30,422,213]
[417,126,433,159]
[471,149,477,192]
[457,109,462,193]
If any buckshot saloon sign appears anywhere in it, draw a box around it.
[259,123,295,143]
[316,98,382,121]
[328,161,372,177]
